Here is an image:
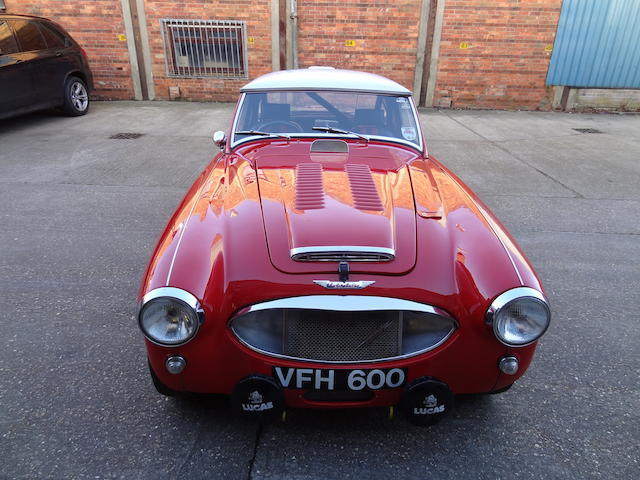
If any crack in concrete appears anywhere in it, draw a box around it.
[246,424,263,480]
[173,420,204,477]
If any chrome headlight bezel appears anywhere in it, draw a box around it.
[138,287,204,347]
[486,287,550,347]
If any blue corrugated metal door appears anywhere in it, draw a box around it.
[546,0,640,87]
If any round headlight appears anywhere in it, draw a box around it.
[487,288,550,347]
[138,288,202,346]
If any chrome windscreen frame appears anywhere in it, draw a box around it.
[229,92,425,152]
[229,295,457,364]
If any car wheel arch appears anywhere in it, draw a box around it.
[63,70,88,90]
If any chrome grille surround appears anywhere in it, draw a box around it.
[290,246,395,262]
[229,295,457,364]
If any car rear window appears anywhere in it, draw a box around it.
[10,19,47,52]
[38,21,67,48]
[0,20,19,55]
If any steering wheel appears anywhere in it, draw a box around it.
[256,120,303,133]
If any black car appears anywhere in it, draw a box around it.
[0,14,93,120]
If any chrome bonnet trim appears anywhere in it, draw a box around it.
[236,295,450,316]
[290,246,395,262]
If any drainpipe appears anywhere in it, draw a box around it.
[286,0,298,69]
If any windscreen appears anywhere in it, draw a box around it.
[234,91,420,147]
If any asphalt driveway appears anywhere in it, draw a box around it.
[0,102,638,479]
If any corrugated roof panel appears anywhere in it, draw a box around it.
[546,0,640,88]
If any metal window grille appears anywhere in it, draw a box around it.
[160,19,248,79]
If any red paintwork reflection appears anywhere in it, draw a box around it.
[139,135,545,404]
[251,141,417,274]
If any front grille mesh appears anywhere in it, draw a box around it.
[283,310,401,361]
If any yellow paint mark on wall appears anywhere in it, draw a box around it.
[248,37,255,45]
[544,44,553,52]
[459,42,469,49]
[117,34,127,41]
[345,40,356,47]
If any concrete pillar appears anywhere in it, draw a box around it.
[119,0,143,100]
[425,0,446,107]
[120,0,154,100]
[135,0,155,100]
[413,0,431,102]
[271,0,281,71]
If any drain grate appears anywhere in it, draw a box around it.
[573,128,603,134]
[109,133,145,139]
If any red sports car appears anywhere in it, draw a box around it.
[137,67,550,425]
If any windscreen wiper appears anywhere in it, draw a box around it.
[311,126,369,142]
[235,130,290,140]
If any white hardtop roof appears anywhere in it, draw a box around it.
[241,67,412,95]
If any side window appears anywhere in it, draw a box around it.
[9,19,47,52]
[38,22,68,48]
[0,20,19,55]
[38,22,66,48]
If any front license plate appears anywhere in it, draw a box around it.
[272,366,407,391]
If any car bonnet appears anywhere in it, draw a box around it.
[240,139,440,275]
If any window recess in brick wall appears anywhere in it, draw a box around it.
[160,19,248,79]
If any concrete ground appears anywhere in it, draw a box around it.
[0,102,638,479]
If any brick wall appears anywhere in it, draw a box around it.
[143,0,273,101]
[433,0,562,110]
[4,0,570,110]
[5,0,135,99]
[297,0,422,92]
